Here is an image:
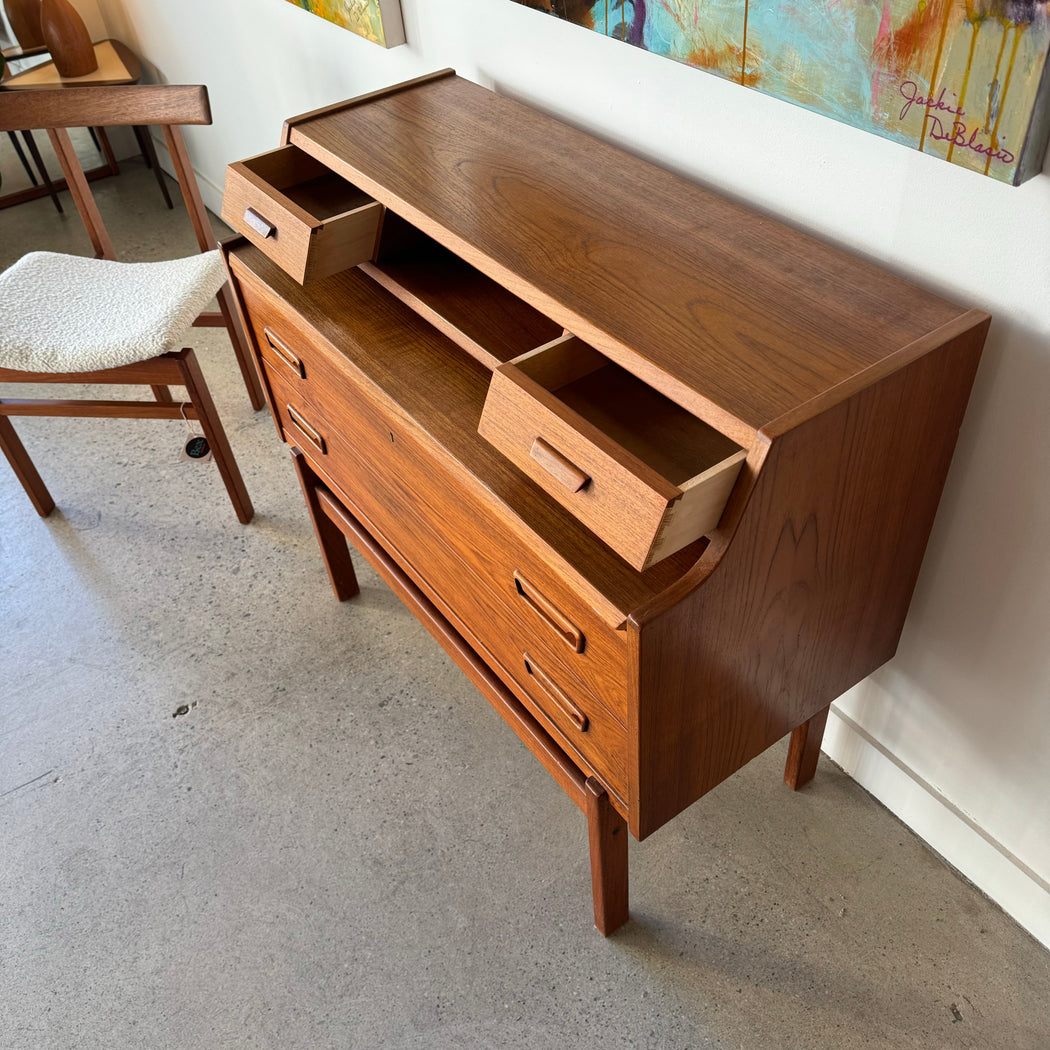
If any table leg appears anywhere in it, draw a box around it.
[290,448,360,601]
[8,131,38,184]
[133,125,174,210]
[585,777,628,936]
[784,704,831,790]
[20,131,64,213]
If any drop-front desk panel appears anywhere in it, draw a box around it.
[221,70,989,935]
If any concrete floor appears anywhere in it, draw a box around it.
[2,154,1049,1050]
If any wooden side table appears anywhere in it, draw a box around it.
[0,39,172,209]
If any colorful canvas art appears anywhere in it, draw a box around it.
[284,0,405,48]
[513,1,1050,184]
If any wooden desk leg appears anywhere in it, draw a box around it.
[290,448,359,601]
[784,704,831,790]
[585,777,628,936]
[20,132,64,214]
[132,125,174,210]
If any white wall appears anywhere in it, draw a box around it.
[94,0,1050,947]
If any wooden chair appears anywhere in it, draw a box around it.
[0,84,264,523]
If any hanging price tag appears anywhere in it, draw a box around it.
[180,434,212,463]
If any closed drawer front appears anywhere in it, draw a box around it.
[264,367,335,462]
[320,368,629,726]
[327,438,629,797]
[235,275,630,726]
[222,145,383,284]
[238,274,360,431]
[479,335,746,571]
[235,271,629,792]
[275,357,629,796]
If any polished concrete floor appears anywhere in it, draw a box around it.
[2,155,1049,1050]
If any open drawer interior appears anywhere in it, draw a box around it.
[240,146,374,224]
[222,145,382,283]
[479,335,747,571]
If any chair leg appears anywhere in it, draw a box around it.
[216,284,266,411]
[175,349,253,524]
[151,385,174,403]
[0,415,55,517]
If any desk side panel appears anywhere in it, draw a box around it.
[628,316,989,839]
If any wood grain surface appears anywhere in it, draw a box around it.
[285,74,968,439]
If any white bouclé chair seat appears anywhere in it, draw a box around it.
[0,250,228,373]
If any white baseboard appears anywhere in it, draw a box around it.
[823,705,1050,951]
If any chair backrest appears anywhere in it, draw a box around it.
[0,84,216,261]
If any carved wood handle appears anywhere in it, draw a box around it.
[244,206,276,239]
[514,571,584,653]
[286,404,326,455]
[264,327,305,378]
[530,437,589,493]
[523,653,588,733]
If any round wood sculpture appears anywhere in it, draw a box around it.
[3,0,45,48]
[39,0,97,77]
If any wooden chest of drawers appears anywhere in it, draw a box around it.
[222,70,989,934]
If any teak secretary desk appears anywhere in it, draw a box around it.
[220,70,990,935]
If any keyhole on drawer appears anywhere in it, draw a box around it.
[389,431,395,444]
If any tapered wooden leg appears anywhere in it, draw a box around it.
[0,415,55,517]
[8,131,38,184]
[217,285,266,411]
[20,131,63,214]
[151,385,174,403]
[132,125,174,210]
[584,777,628,936]
[290,448,359,600]
[176,349,253,524]
[784,704,830,790]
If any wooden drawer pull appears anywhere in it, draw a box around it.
[286,404,326,455]
[514,571,584,653]
[523,653,588,733]
[530,437,589,493]
[263,327,306,378]
[244,207,277,239]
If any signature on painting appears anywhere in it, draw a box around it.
[897,80,1014,164]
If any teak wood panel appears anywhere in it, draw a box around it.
[365,213,563,368]
[271,376,631,799]
[232,264,632,732]
[226,246,701,621]
[626,315,989,839]
[286,74,969,438]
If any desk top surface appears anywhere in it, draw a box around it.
[287,73,981,439]
[1,39,139,91]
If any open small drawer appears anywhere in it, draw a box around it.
[478,336,747,571]
[222,145,383,284]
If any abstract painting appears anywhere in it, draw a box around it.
[512,2,1050,183]
[284,0,405,48]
